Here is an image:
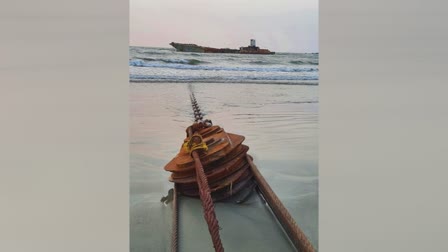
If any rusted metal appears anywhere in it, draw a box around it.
[191,150,224,252]
[246,155,315,252]
[169,145,249,181]
[164,130,245,172]
[176,124,225,251]
[170,40,275,54]
[179,164,252,197]
[164,125,251,201]
[170,147,248,184]
[211,175,256,202]
[171,184,179,252]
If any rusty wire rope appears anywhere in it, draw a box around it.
[186,94,225,251]
[247,156,315,252]
[172,86,225,252]
[191,150,225,252]
[171,185,179,252]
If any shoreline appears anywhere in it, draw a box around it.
[129,80,319,86]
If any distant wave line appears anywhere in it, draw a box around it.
[135,57,207,65]
[129,78,319,86]
[130,74,318,81]
[129,59,318,73]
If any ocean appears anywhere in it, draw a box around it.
[129,46,318,85]
[130,46,318,251]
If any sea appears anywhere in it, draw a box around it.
[129,46,318,85]
[130,46,318,252]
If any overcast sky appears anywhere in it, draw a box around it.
[130,0,318,53]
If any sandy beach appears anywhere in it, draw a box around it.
[130,82,318,251]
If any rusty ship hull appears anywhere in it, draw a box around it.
[170,41,275,55]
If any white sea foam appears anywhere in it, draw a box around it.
[129,59,317,73]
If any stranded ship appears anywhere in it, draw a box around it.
[170,39,275,55]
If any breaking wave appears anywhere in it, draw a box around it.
[135,58,207,65]
[129,74,318,84]
[249,60,273,65]
[290,60,318,65]
[129,59,317,73]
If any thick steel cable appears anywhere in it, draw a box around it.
[171,184,179,252]
[192,151,224,252]
[187,93,224,252]
[246,155,315,252]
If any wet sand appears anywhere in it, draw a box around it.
[130,82,318,251]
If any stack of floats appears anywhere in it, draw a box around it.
[164,124,255,201]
